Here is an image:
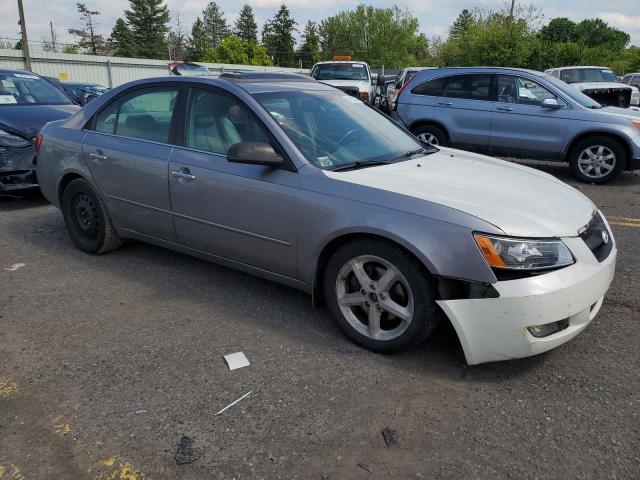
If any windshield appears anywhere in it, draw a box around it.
[311,63,369,81]
[559,68,618,84]
[544,75,602,108]
[253,90,433,170]
[0,72,73,106]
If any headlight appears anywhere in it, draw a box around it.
[474,234,574,271]
[0,128,31,147]
[631,90,640,106]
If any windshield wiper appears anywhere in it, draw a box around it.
[328,160,393,172]
[391,148,429,161]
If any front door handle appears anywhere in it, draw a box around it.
[496,106,514,112]
[171,168,196,181]
[437,101,453,106]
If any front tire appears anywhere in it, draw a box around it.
[568,136,626,184]
[413,124,448,147]
[61,178,123,254]
[323,239,439,353]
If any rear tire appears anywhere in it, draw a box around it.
[413,125,448,147]
[568,136,626,184]
[61,178,123,254]
[323,239,439,353]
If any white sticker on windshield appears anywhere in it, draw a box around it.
[0,95,17,104]
[318,156,333,167]
[14,73,39,79]
[342,95,363,104]
[602,69,613,73]
[352,64,363,68]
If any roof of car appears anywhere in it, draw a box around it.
[553,66,612,71]
[219,72,314,82]
[313,61,369,65]
[0,68,43,76]
[412,66,546,77]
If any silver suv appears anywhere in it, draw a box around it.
[393,67,640,184]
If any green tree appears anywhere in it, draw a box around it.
[539,17,577,44]
[319,5,426,68]
[188,17,208,61]
[202,2,229,49]
[68,3,108,55]
[449,9,474,40]
[168,12,188,60]
[109,18,135,57]
[125,0,170,59]
[203,36,272,66]
[296,21,320,68]
[235,4,258,44]
[262,4,297,67]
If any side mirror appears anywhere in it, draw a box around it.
[227,141,283,167]
[541,98,562,109]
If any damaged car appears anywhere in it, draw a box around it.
[546,66,640,108]
[0,69,80,192]
[36,73,616,365]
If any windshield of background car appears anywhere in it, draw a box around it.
[311,64,369,81]
[253,90,430,170]
[559,68,618,84]
[0,72,73,105]
[173,63,210,76]
[544,74,603,108]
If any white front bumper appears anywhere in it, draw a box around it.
[438,236,616,365]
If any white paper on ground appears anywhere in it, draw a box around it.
[223,352,250,370]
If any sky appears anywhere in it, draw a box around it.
[2,0,639,48]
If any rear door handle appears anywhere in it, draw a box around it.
[89,151,107,161]
[171,168,196,181]
[496,106,514,112]
[437,101,453,106]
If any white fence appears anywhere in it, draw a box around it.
[0,49,309,88]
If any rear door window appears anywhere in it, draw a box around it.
[90,86,179,144]
[412,74,491,101]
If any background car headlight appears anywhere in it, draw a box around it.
[0,128,31,148]
[474,234,574,270]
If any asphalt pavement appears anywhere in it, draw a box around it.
[1,162,639,479]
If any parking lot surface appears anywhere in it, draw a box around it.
[1,163,639,479]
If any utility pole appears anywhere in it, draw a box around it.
[17,0,32,71]
[49,21,57,52]
[509,0,516,18]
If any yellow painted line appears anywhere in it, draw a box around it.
[54,422,72,437]
[0,464,25,480]
[0,378,18,398]
[95,457,147,480]
[608,216,640,223]
[609,221,640,228]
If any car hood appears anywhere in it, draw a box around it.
[0,104,79,138]
[324,147,595,238]
[571,82,633,91]
[317,79,370,92]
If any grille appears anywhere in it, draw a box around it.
[582,88,632,108]
[334,85,360,97]
[579,212,613,262]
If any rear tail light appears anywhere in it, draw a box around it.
[393,76,416,111]
[34,134,43,152]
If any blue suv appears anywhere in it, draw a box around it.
[393,67,640,184]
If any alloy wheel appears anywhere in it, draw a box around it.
[417,132,439,146]
[335,255,414,341]
[577,145,616,179]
